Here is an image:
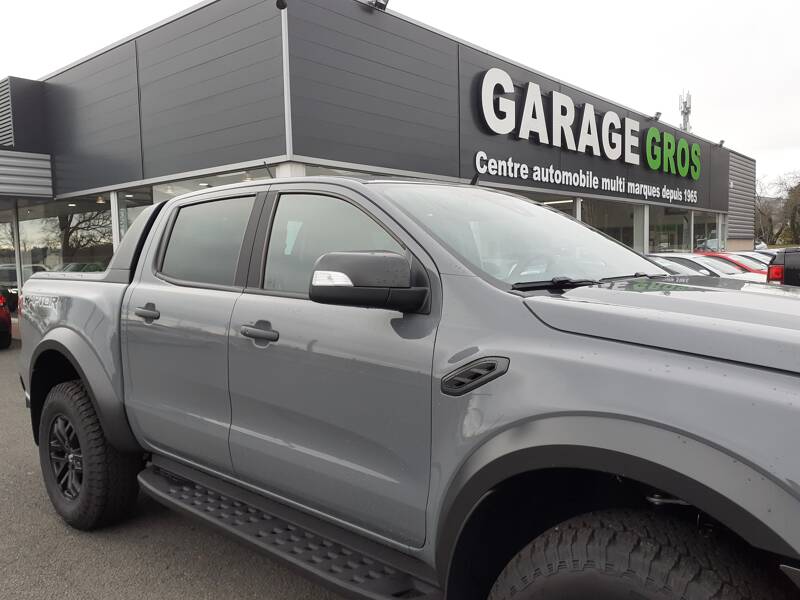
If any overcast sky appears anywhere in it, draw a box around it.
[1,0,797,190]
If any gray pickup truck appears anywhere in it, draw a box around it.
[19,178,800,599]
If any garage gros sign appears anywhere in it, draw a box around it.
[476,67,702,204]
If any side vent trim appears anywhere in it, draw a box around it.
[441,357,510,396]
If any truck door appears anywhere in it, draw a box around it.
[122,191,263,473]
[227,185,437,547]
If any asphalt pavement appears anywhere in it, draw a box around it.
[0,341,342,600]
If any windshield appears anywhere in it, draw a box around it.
[724,254,766,271]
[648,256,698,275]
[694,255,744,274]
[375,184,666,285]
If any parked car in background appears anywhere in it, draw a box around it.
[0,291,11,349]
[0,263,49,312]
[698,252,768,275]
[755,240,768,250]
[730,251,772,266]
[649,253,765,282]
[646,255,702,276]
[767,248,800,287]
[756,249,779,259]
[52,262,106,273]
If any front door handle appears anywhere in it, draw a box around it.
[134,303,160,322]
[241,324,279,343]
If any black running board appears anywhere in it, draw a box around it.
[138,458,442,600]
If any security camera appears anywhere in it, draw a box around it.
[276,0,287,9]
[371,0,389,9]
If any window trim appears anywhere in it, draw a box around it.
[249,188,408,299]
[153,192,267,292]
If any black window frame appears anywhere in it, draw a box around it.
[153,190,268,292]
[245,186,410,300]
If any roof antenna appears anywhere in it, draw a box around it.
[470,172,481,186]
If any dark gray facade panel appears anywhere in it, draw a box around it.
[288,0,460,176]
[728,152,756,239]
[7,78,47,154]
[138,0,285,178]
[45,42,143,194]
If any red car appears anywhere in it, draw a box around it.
[0,293,11,349]
[697,252,768,275]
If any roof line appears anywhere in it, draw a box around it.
[40,0,225,81]
[36,0,751,158]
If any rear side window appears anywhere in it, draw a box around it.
[161,196,255,286]
[264,194,403,294]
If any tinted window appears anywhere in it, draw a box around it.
[161,196,255,286]
[265,194,403,294]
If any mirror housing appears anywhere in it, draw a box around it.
[309,251,429,313]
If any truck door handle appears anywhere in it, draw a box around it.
[134,303,160,322]
[240,324,279,342]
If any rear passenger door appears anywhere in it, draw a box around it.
[122,191,264,473]
[227,185,437,546]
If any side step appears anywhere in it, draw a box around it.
[138,460,442,600]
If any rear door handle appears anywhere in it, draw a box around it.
[134,303,160,322]
[240,324,279,342]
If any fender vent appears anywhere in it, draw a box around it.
[441,357,509,396]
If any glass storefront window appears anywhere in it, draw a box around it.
[119,187,154,238]
[539,198,576,217]
[152,167,271,204]
[693,211,720,251]
[18,195,113,282]
[0,207,15,273]
[581,198,636,247]
[649,205,690,253]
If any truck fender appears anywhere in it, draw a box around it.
[435,414,800,581]
[30,328,141,453]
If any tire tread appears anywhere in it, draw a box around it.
[488,509,794,600]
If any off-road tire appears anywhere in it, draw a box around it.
[38,381,142,530]
[488,509,794,600]
[0,330,10,349]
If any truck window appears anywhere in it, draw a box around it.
[264,194,403,295]
[160,196,255,287]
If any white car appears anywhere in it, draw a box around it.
[649,253,766,283]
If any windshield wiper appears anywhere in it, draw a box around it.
[600,272,669,282]
[511,277,601,291]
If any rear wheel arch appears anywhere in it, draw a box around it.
[30,335,141,452]
[436,417,799,596]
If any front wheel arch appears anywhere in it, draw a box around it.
[435,416,799,592]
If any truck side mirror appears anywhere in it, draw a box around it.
[309,251,429,313]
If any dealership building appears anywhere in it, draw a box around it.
[0,0,756,292]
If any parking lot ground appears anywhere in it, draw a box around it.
[0,342,342,600]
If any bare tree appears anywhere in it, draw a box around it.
[755,177,785,244]
[776,172,800,244]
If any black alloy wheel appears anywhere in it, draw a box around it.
[48,414,83,500]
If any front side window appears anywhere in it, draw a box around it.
[161,196,255,286]
[264,194,403,294]
[374,183,666,286]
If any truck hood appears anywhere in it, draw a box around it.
[524,275,800,373]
